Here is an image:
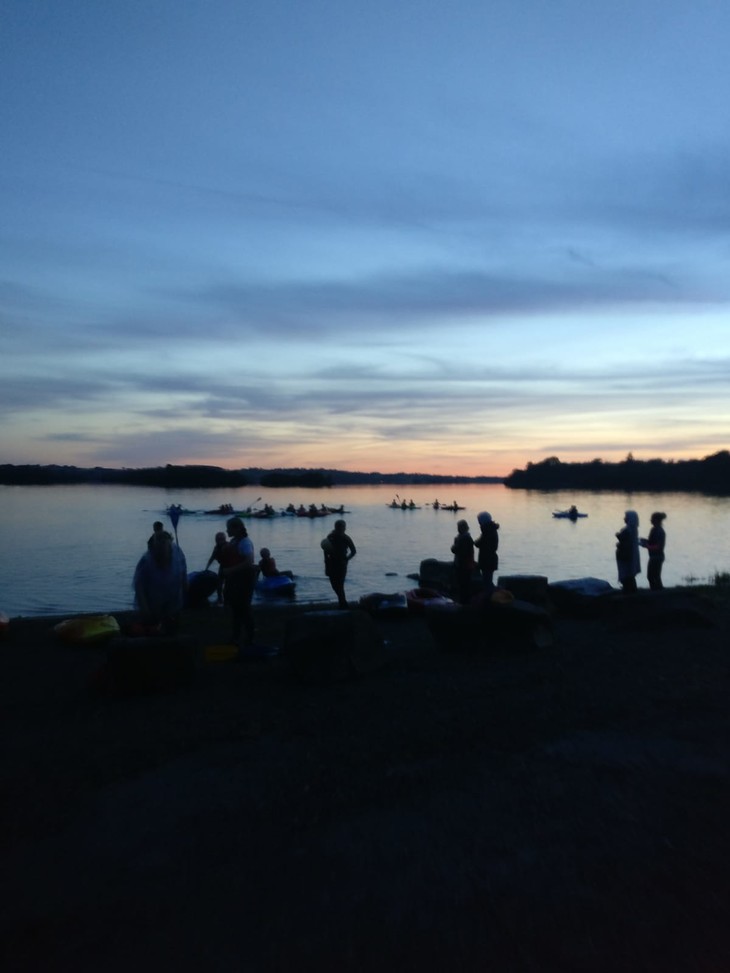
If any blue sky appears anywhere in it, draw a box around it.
[1,0,728,476]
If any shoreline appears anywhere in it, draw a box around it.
[6,575,728,626]
[3,588,730,969]
[4,598,339,626]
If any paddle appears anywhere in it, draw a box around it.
[167,504,181,544]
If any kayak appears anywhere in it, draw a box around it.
[405,588,455,613]
[54,614,121,645]
[359,592,409,616]
[256,575,296,597]
[186,570,219,607]
[553,510,588,519]
[204,643,239,663]
[204,508,258,518]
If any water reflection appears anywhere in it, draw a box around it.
[0,483,728,616]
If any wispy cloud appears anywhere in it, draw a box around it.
[2,0,729,472]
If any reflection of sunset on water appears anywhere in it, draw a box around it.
[1,483,728,619]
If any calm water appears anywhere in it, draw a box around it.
[1,483,729,617]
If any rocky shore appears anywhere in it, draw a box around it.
[2,587,730,972]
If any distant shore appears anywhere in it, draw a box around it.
[0,463,503,488]
[3,451,728,491]
[504,450,730,494]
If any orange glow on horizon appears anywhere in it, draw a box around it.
[155,444,725,479]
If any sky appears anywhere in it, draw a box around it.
[1,0,729,477]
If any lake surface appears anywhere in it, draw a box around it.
[1,483,729,617]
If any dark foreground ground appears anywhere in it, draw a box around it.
[2,588,730,972]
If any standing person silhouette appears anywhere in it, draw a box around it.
[147,520,165,548]
[222,517,257,647]
[641,512,667,590]
[615,510,641,592]
[451,519,475,604]
[321,519,356,608]
[205,531,229,604]
[474,511,500,591]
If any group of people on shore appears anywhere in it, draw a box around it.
[449,508,668,605]
[133,516,357,649]
[133,505,668,640]
[450,512,500,604]
[615,510,668,592]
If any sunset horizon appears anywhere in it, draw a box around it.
[2,2,728,477]
[2,445,726,483]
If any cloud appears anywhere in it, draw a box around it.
[3,342,729,422]
[2,0,729,475]
[173,263,716,342]
[43,432,98,443]
[0,375,115,414]
[584,147,730,236]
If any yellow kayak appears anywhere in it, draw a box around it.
[54,614,121,645]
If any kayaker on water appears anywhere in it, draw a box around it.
[259,547,294,580]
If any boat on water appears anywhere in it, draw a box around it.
[553,507,588,520]
[294,505,331,518]
[255,574,296,597]
[280,503,347,517]
[387,501,420,509]
[202,506,274,519]
[432,502,465,512]
[251,504,278,519]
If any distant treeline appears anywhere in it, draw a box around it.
[0,464,503,488]
[504,451,730,494]
[253,468,502,487]
[259,470,334,488]
[0,464,251,488]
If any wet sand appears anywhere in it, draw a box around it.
[2,590,730,972]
